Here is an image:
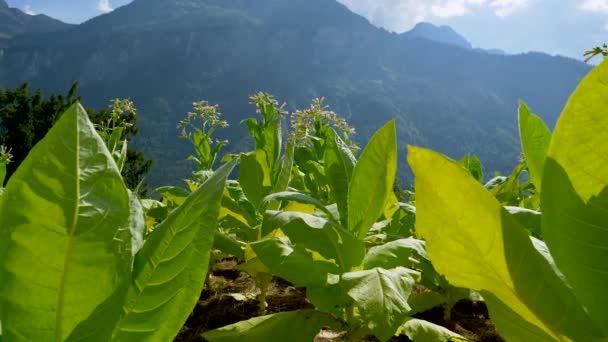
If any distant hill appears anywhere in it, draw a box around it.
[0,0,591,186]
[0,0,71,45]
[404,22,472,49]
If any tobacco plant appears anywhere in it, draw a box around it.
[0,104,236,341]
[408,60,608,341]
[204,120,465,341]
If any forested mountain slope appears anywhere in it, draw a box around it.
[0,0,71,45]
[0,0,591,185]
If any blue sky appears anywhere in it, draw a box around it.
[5,0,608,61]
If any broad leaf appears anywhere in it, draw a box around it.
[239,150,271,209]
[66,191,146,341]
[213,231,246,260]
[505,206,541,238]
[269,139,295,209]
[0,103,135,341]
[518,101,551,194]
[348,120,397,239]
[111,159,237,341]
[155,186,189,207]
[260,210,365,271]
[407,292,446,316]
[250,237,340,287]
[363,238,428,270]
[398,318,466,342]
[202,310,339,342]
[261,191,334,219]
[542,59,608,335]
[324,128,356,227]
[408,146,603,341]
[341,267,417,341]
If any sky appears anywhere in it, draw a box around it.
[5,0,608,61]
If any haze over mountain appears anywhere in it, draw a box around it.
[0,0,591,185]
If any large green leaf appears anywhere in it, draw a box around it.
[260,210,365,271]
[397,318,465,342]
[250,237,341,287]
[408,146,603,341]
[324,128,357,227]
[348,120,397,239]
[518,101,551,195]
[66,191,146,342]
[261,191,334,220]
[202,310,339,342]
[111,159,237,341]
[542,60,608,335]
[341,267,416,341]
[0,103,135,341]
[363,238,428,270]
[263,119,282,169]
[270,139,295,194]
[239,150,271,209]
[505,206,541,238]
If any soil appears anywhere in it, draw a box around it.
[175,258,504,342]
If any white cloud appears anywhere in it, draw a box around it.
[338,0,431,32]
[490,0,530,17]
[337,0,530,31]
[579,0,608,31]
[23,4,36,15]
[97,0,113,13]
[432,0,470,18]
[580,0,608,13]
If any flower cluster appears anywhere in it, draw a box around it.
[178,101,229,140]
[0,145,12,165]
[290,98,356,146]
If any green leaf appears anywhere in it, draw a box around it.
[263,119,281,169]
[250,237,341,287]
[363,238,428,270]
[106,127,124,153]
[518,101,551,194]
[398,318,466,342]
[460,154,483,183]
[260,210,365,271]
[505,206,542,238]
[270,139,295,194]
[0,163,6,187]
[307,280,352,314]
[489,161,526,206]
[341,267,416,341]
[114,139,128,173]
[542,60,608,335]
[408,146,603,341]
[261,191,334,219]
[348,120,397,239]
[213,231,246,260]
[111,159,237,341]
[155,186,189,207]
[407,292,446,316]
[0,103,135,341]
[324,128,357,227]
[65,190,146,342]
[239,150,271,209]
[202,310,339,342]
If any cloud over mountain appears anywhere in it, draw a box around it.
[337,0,531,32]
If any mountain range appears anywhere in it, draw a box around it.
[0,0,70,45]
[0,0,591,186]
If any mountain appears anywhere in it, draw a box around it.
[0,0,591,186]
[0,1,71,44]
[404,22,472,49]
